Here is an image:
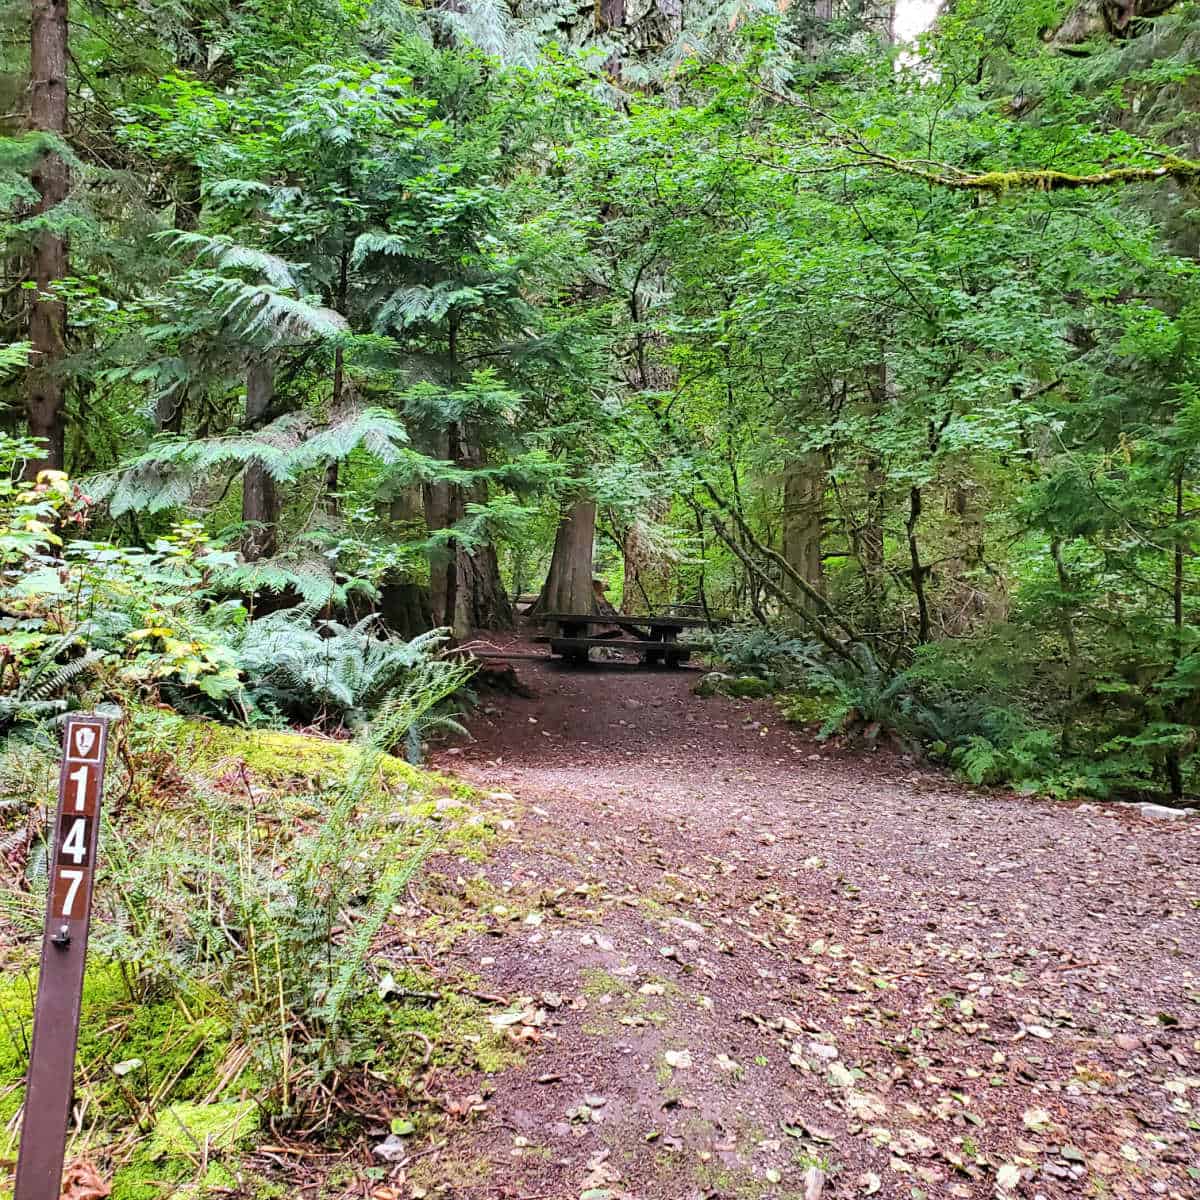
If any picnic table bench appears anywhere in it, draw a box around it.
[534,612,710,667]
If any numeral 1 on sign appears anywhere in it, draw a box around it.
[14,714,111,1200]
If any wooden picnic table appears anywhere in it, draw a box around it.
[536,612,709,667]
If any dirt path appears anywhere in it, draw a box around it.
[420,642,1200,1200]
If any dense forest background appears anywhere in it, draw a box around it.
[4,0,1200,801]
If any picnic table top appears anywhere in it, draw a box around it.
[539,611,710,628]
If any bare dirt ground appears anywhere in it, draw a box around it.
[416,638,1200,1200]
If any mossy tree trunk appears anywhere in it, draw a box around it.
[782,452,825,615]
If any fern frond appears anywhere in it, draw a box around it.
[374,281,484,333]
[19,650,107,703]
[210,279,348,344]
[159,230,299,289]
[350,231,413,267]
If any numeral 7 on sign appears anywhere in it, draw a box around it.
[57,870,84,918]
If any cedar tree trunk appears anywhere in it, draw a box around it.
[531,500,597,619]
[25,0,69,476]
[423,426,513,638]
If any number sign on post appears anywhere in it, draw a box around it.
[14,714,111,1200]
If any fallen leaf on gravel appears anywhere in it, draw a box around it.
[828,1061,856,1088]
[1022,1107,1052,1132]
[372,1134,408,1163]
[585,1142,624,1190]
[664,1049,693,1069]
[782,1119,834,1143]
[487,1008,527,1028]
[996,1163,1021,1190]
[443,1093,486,1118]
[847,1090,889,1120]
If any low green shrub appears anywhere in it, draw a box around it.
[707,625,813,683]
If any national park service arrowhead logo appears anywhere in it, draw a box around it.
[68,722,102,760]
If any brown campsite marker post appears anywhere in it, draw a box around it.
[14,714,111,1200]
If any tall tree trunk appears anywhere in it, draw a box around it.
[323,240,350,513]
[1166,467,1186,801]
[25,0,69,477]
[861,457,885,597]
[376,485,434,638]
[242,360,278,560]
[782,452,825,614]
[422,427,513,638]
[531,500,597,620]
[859,361,891,614]
[454,426,513,632]
[423,427,459,632]
[906,485,931,643]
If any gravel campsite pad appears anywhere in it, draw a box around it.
[404,643,1200,1200]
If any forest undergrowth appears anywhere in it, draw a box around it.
[0,704,520,1200]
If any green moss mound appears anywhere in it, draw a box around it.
[0,964,234,1133]
[183,723,458,793]
[779,692,839,727]
[147,1100,259,1159]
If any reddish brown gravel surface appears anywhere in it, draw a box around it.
[417,639,1200,1200]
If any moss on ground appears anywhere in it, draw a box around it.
[147,1099,259,1159]
[107,1153,192,1200]
[371,964,525,1078]
[0,963,234,1136]
[580,968,679,1036]
[182,723,471,799]
[779,691,838,727]
[407,1150,491,1194]
[180,720,500,859]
